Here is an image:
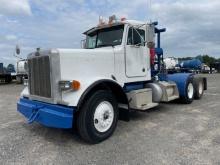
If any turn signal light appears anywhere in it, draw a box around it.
[59,80,81,91]
[71,80,80,90]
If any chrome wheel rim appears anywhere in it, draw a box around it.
[94,101,114,133]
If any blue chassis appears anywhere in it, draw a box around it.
[124,73,194,98]
[17,73,194,129]
[17,98,75,129]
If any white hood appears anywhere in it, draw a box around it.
[58,48,115,82]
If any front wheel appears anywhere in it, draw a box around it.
[77,90,118,144]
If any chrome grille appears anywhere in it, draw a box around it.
[28,56,52,98]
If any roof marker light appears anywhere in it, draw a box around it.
[121,17,126,21]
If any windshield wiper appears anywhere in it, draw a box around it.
[96,44,114,48]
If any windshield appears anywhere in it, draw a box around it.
[85,25,124,49]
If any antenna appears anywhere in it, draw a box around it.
[147,0,152,22]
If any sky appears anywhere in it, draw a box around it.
[0,0,219,65]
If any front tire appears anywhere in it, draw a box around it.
[77,90,118,144]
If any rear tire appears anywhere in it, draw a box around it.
[181,78,194,104]
[77,90,118,144]
[193,78,204,100]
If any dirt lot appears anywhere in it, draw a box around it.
[0,74,220,165]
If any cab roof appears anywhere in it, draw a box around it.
[83,19,147,35]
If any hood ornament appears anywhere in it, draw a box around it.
[35,47,40,56]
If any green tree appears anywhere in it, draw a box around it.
[177,55,219,66]
[201,55,216,66]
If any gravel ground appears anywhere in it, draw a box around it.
[0,74,220,165]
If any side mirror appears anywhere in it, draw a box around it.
[147,42,155,49]
[15,45,21,55]
[81,39,86,49]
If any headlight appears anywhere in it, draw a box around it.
[59,80,80,91]
[59,81,72,90]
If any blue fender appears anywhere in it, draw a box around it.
[166,73,194,97]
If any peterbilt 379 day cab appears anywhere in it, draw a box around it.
[17,17,207,143]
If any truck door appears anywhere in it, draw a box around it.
[125,27,146,77]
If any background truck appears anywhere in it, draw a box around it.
[16,59,28,84]
[163,57,180,71]
[17,16,207,143]
[0,63,13,83]
[13,45,28,84]
[210,62,220,73]
[164,57,204,74]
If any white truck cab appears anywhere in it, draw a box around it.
[18,17,207,143]
[22,20,153,104]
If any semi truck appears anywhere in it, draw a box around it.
[164,57,204,73]
[0,63,12,83]
[17,16,207,143]
[164,57,179,70]
[13,45,28,84]
[179,59,203,73]
[16,59,28,84]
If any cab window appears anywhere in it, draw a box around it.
[85,25,124,49]
[127,28,145,46]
